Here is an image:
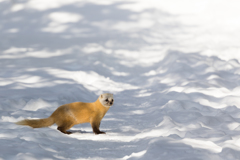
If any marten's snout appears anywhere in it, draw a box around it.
[110,99,114,105]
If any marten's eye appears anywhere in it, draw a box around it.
[105,99,109,102]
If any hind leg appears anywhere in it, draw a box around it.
[57,122,74,134]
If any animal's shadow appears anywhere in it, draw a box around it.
[67,129,109,134]
[67,129,91,134]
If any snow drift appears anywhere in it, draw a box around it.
[1,0,240,159]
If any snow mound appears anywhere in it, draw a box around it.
[1,0,240,159]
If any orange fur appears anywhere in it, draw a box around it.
[16,93,113,134]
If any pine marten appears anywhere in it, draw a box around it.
[16,93,114,134]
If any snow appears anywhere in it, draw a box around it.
[1,0,240,159]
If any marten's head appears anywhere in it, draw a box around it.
[99,93,114,107]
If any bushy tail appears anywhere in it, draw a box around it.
[15,117,55,128]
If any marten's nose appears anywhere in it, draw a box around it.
[110,99,114,105]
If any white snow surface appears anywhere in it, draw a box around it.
[1,0,240,159]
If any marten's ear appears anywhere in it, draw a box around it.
[101,94,103,98]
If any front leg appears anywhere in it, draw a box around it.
[91,120,106,134]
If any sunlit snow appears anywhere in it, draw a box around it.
[1,0,240,159]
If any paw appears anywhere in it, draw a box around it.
[94,131,106,134]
